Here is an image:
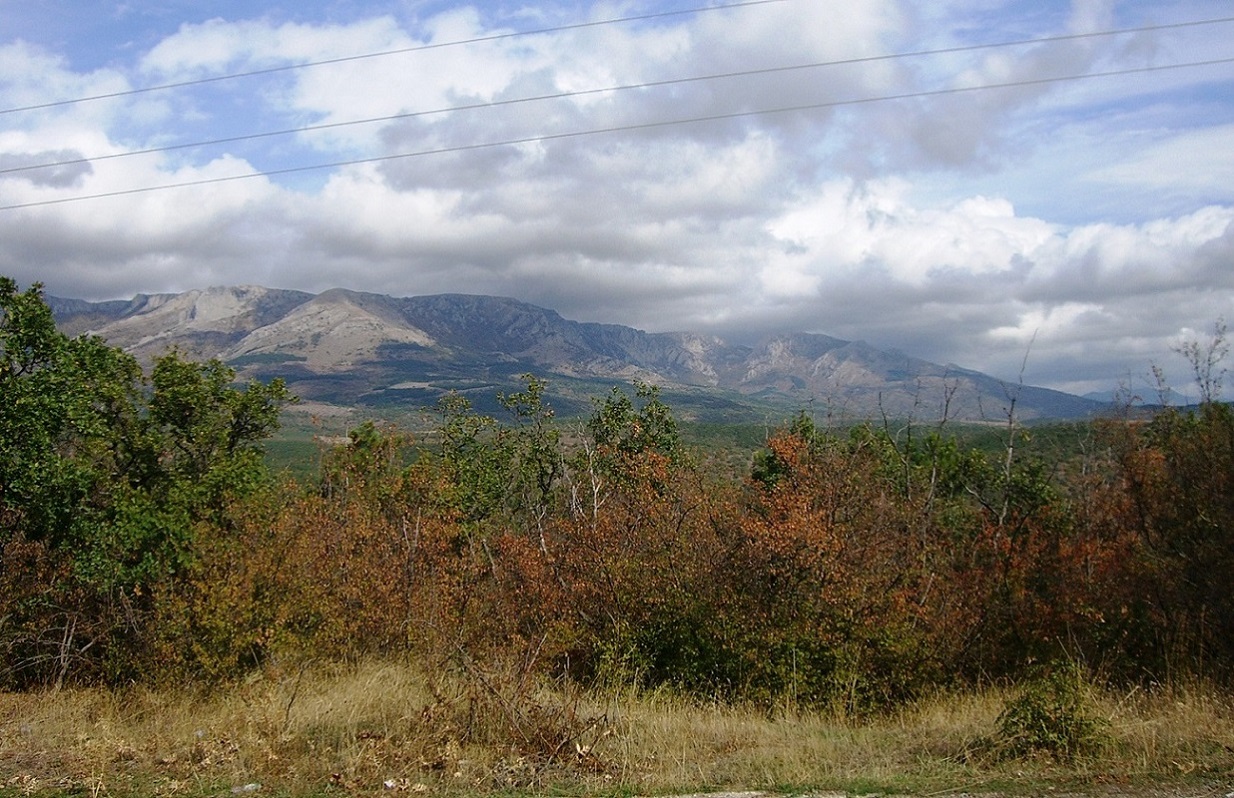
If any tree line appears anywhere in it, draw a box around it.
[3,277,1232,707]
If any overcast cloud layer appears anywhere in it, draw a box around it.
[1,0,1232,397]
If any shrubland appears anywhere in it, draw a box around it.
[2,279,1232,795]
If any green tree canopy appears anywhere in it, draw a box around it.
[0,278,294,686]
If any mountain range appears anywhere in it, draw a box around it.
[49,285,1105,422]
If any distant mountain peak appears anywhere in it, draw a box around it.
[228,291,434,370]
[50,286,1105,421]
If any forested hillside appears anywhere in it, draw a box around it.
[4,278,1234,705]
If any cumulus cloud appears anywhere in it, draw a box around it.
[1,0,1232,396]
[0,151,93,187]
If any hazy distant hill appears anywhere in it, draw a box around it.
[51,286,1104,422]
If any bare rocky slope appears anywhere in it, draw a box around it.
[50,286,1104,422]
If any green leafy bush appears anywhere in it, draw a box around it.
[0,279,294,687]
[996,664,1107,760]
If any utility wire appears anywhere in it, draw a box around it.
[0,0,788,116]
[3,55,1231,212]
[5,13,1234,178]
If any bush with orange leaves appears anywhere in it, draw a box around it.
[729,417,958,709]
[115,369,1234,697]
[1093,397,1234,678]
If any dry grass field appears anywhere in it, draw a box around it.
[2,660,1232,798]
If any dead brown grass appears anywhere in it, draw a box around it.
[1,660,1232,798]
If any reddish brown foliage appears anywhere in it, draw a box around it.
[10,378,1234,699]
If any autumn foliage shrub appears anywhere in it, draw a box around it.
[6,273,1234,706]
[1094,399,1234,678]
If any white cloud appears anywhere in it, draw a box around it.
[1,0,1232,396]
[0,41,129,116]
[767,179,1056,286]
[1086,124,1234,196]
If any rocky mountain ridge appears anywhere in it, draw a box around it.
[50,286,1105,421]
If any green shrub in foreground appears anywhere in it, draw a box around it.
[996,663,1107,761]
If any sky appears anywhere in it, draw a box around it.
[1,0,1232,398]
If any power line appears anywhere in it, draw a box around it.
[0,0,788,116]
[6,13,1234,179]
[4,55,1231,213]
